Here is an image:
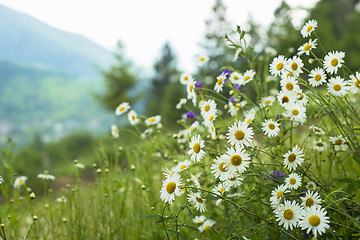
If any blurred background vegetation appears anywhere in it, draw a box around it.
[1,0,360,194]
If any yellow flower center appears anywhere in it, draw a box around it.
[199,57,206,62]
[268,123,275,130]
[234,130,245,140]
[309,215,320,226]
[189,126,195,132]
[233,75,239,80]
[193,143,201,153]
[355,79,360,88]
[286,72,293,78]
[204,105,210,112]
[308,184,314,189]
[291,62,298,71]
[335,139,342,145]
[306,25,313,32]
[209,115,214,122]
[211,126,214,132]
[314,74,321,81]
[180,165,187,170]
[276,62,284,71]
[306,198,314,207]
[286,82,294,91]
[316,142,324,147]
[184,76,188,81]
[150,117,156,123]
[333,84,341,91]
[203,225,211,230]
[303,44,312,51]
[292,109,299,116]
[113,128,118,133]
[219,163,227,172]
[288,153,296,163]
[18,179,23,185]
[264,100,271,105]
[229,177,236,181]
[276,190,284,199]
[219,188,225,193]
[189,85,194,92]
[243,76,250,82]
[231,155,242,166]
[119,106,125,112]
[283,209,294,220]
[331,58,338,67]
[282,96,289,103]
[197,220,203,223]
[297,93,304,100]
[196,197,203,203]
[166,182,176,194]
[246,118,252,125]
[131,115,136,121]
[217,78,223,85]
[289,178,296,185]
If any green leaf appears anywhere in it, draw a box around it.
[166,229,185,239]
[355,189,360,203]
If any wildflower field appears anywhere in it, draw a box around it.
[1,18,360,240]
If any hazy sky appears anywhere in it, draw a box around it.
[1,0,317,72]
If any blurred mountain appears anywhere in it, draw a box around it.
[0,3,113,78]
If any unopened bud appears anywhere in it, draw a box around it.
[33,215,38,221]
[308,58,314,64]
[29,192,35,199]
[216,199,223,206]
[96,168,102,174]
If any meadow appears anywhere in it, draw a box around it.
[1,19,360,239]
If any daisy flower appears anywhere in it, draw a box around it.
[226,121,254,149]
[308,67,327,87]
[270,184,289,206]
[309,125,325,135]
[145,115,161,126]
[188,134,205,162]
[277,91,294,107]
[234,48,242,61]
[270,55,287,77]
[210,155,235,181]
[115,102,130,116]
[176,98,187,109]
[327,76,349,97]
[141,128,153,138]
[301,191,322,209]
[174,159,192,172]
[244,111,255,125]
[213,182,229,195]
[208,123,216,140]
[127,110,139,125]
[348,72,360,94]
[160,172,182,205]
[280,77,300,94]
[229,71,242,85]
[180,73,193,85]
[285,56,303,77]
[198,56,208,65]
[228,100,247,117]
[200,99,217,119]
[300,19,317,38]
[294,91,308,106]
[285,102,307,124]
[111,125,119,139]
[191,174,201,189]
[274,200,302,230]
[261,119,280,137]
[306,181,317,190]
[214,72,227,93]
[260,96,276,108]
[193,216,206,224]
[299,206,330,237]
[37,172,55,181]
[187,79,197,104]
[188,192,207,212]
[285,173,302,190]
[13,176,28,189]
[324,51,345,74]
[198,219,216,232]
[311,139,328,151]
[283,145,305,171]
[0,176,4,184]
[224,147,251,174]
[240,70,255,86]
[329,135,348,151]
[187,121,199,136]
[297,39,317,56]
[224,174,243,188]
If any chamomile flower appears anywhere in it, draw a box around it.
[226,121,254,149]
[0,176,4,184]
[234,48,242,61]
[277,91,294,107]
[14,176,28,189]
[285,56,303,77]
[213,182,229,195]
[306,181,317,190]
[111,125,119,139]
[188,192,207,212]
[283,145,304,171]
[200,99,217,119]
[294,91,308,106]
[270,55,287,77]
[210,155,235,181]
[327,76,349,97]
[37,172,55,181]
[224,174,243,188]
[270,184,289,206]
[145,115,161,126]
[297,39,317,56]
[285,102,307,124]
[193,216,206,224]
[224,146,251,174]
[228,100,247,116]
[127,110,139,125]
[187,79,197,104]
[208,123,216,140]
[301,19,317,38]
[198,220,216,232]
[261,119,280,137]
[191,174,201,189]
[188,134,205,162]
[274,200,302,230]
[309,125,325,135]
[198,56,208,65]
[240,70,255,86]
[176,98,187,109]
[281,77,301,94]
[329,135,348,151]
[187,121,199,136]
[175,159,192,172]
[301,191,322,209]
[348,72,360,94]
[308,67,327,87]
[214,72,227,93]
[180,73,193,85]
[285,173,302,190]
[160,172,182,205]
[115,102,130,116]
[311,139,328,151]
[324,51,345,74]
[260,96,276,108]
[229,71,242,85]
[244,111,255,125]
[299,206,330,237]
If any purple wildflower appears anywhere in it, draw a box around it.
[271,170,286,179]
[229,97,235,103]
[221,69,231,78]
[195,81,203,88]
[234,85,243,89]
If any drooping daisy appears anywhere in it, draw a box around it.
[285,102,307,124]
[234,47,242,61]
[329,135,348,151]
[311,139,328,151]
[226,121,254,149]
[210,155,235,181]
[261,119,280,137]
[190,174,201,189]
[37,172,55,181]
[269,184,289,206]
[324,51,345,74]
[188,192,207,212]
[214,72,227,93]
[145,115,161,126]
[244,111,255,125]
[180,73,193,85]
[208,123,216,140]
[176,98,187,109]
[187,121,199,136]
[213,182,229,195]
[198,219,216,232]
[224,146,250,174]
[299,206,330,237]
[277,90,294,107]
[297,39,317,56]
[200,99,217,119]
[141,128,153,138]
[301,19,317,38]
[348,72,360,94]
[308,67,327,87]
[270,55,287,77]
[306,181,317,191]
[260,96,276,108]
[187,79,197,105]
[174,159,192,172]
[228,100,247,117]
[229,71,242,85]
[111,125,119,139]
[127,110,139,125]
[224,174,243,188]
[188,134,205,162]
[327,76,349,97]
[309,125,325,135]
[160,172,182,205]
[193,215,206,224]
[13,176,28,189]
[274,200,302,230]
[301,191,322,209]
[240,70,255,86]
[115,102,130,116]
[285,56,304,77]
[285,173,302,190]
[283,145,305,171]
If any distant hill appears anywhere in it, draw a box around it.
[0,4,113,78]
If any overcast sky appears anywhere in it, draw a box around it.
[1,0,317,73]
